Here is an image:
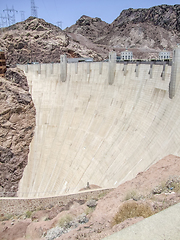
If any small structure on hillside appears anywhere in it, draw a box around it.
[121,50,133,61]
[0,50,6,77]
[159,50,170,60]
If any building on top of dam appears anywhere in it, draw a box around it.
[0,50,6,77]
[159,50,170,60]
[120,50,133,61]
[117,49,172,62]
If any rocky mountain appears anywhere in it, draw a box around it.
[104,4,180,58]
[0,17,103,67]
[65,15,110,42]
[113,4,180,33]
[66,4,180,59]
[0,68,36,197]
[0,4,179,65]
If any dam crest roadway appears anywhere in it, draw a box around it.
[17,47,180,198]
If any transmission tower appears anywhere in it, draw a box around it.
[3,5,18,26]
[20,11,25,21]
[57,21,62,29]
[31,0,38,18]
[0,14,8,28]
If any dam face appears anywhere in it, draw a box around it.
[18,48,180,198]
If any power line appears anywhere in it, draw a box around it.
[3,5,18,26]
[31,0,38,18]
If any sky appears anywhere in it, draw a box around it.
[0,0,179,30]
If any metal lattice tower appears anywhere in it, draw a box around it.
[20,11,25,21]
[3,5,18,26]
[31,0,38,17]
[0,14,8,28]
[57,21,62,29]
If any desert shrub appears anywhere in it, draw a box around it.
[0,214,13,221]
[25,210,32,218]
[112,201,154,226]
[124,190,142,201]
[98,192,108,199]
[152,181,167,194]
[36,206,45,211]
[58,214,73,228]
[84,206,96,216]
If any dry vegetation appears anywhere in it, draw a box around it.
[112,176,180,227]
[112,200,154,226]
[58,215,73,228]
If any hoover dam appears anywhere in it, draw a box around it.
[17,47,180,198]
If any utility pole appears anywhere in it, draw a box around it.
[31,0,38,18]
[57,21,62,29]
[3,5,18,26]
[20,11,25,21]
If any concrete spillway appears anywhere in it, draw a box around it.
[18,47,180,198]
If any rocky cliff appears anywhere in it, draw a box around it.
[0,68,36,197]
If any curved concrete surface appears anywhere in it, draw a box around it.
[17,48,180,197]
[102,203,180,240]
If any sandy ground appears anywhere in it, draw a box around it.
[1,154,180,240]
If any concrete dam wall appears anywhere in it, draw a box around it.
[17,47,180,198]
